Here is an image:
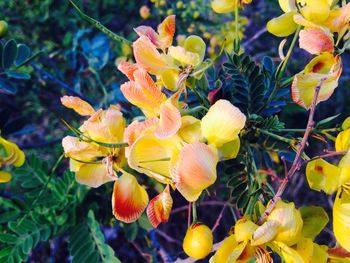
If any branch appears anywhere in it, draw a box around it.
[258,79,324,225]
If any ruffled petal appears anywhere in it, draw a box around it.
[0,137,25,167]
[134,25,159,47]
[291,53,342,109]
[75,163,116,188]
[0,171,12,183]
[171,143,218,202]
[154,100,182,138]
[157,15,176,49]
[117,60,138,81]
[146,185,173,227]
[201,99,246,147]
[251,220,279,246]
[299,28,334,55]
[306,158,341,194]
[112,173,149,223]
[61,96,95,116]
[133,36,167,74]
[333,189,350,253]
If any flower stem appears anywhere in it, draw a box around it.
[192,202,197,223]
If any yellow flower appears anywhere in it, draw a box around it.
[297,0,331,23]
[139,5,150,20]
[336,129,350,152]
[267,11,299,37]
[0,136,25,183]
[291,53,342,109]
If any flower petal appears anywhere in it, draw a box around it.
[306,158,341,194]
[291,53,342,109]
[134,25,159,47]
[75,163,116,188]
[268,241,304,263]
[147,185,173,228]
[112,173,149,223]
[267,12,298,37]
[0,137,25,167]
[133,35,167,74]
[157,15,176,49]
[168,46,200,66]
[117,60,138,81]
[201,99,246,147]
[62,136,102,161]
[251,220,279,246]
[171,143,218,202]
[299,28,334,55]
[336,129,350,152]
[178,116,202,144]
[211,0,235,14]
[0,171,12,183]
[128,133,181,184]
[209,234,238,263]
[61,96,95,116]
[333,189,350,253]
[278,0,297,12]
[154,100,182,138]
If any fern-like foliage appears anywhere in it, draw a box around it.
[0,155,87,262]
[68,210,121,263]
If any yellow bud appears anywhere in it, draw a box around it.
[139,5,150,20]
[167,9,173,15]
[176,1,184,8]
[183,223,213,259]
[193,11,200,19]
[210,36,219,47]
[203,32,212,39]
[159,0,166,6]
[297,0,330,23]
[0,20,8,38]
[267,12,298,37]
[211,0,236,14]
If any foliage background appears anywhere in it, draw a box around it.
[1,0,350,262]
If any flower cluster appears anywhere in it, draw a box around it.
[211,200,349,262]
[306,117,350,253]
[268,0,350,109]
[61,16,246,227]
[0,135,25,183]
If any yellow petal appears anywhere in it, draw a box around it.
[75,163,116,188]
[0,171,12,183]
[269,241,304,263]
[267,12,298,37]
[209,234,238,263]
[177,116,202,144]
[171,143,218,202]
[211,0,235,14]
[306,158,341,194]
[299,28,334,55]
[333,189,350,253]
[157,15,176,49]
[112,173,149,223]
[62,136,102,161]
[128,133,181,184]
[146,185,173,228]
[184,35,206,65]
[297,0,331,23]
[168,46,200,66]
[160,69,179,91]
[299,206,329,240]
[61,96,95,116]
[234,218,258,243]
[133,35,167,74]
[154,100,182,138]
[293,14,330,32]
[336,129,350,152]
[291,53,342,109]
[251,220,279,246]
[218,138,240,161]
[278,0,297,12]
[342,117,350,130]
[0,137,25,167]
[201,99,246,147]
[117,60,138,81]
[267,201,303,246]
[338,151,350,187]
[80,107,126,144]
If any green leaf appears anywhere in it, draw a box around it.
[15,44,31,66]
[0,233,17,244]
[5,71,30,79]
[316,114,341,128]
[0,78,17,94]
[2,39,18,69]
[300,206,329,240]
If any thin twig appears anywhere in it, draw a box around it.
[258,80,324,225]
[171,201,229,214]
[303,150,347,165]
[212,203,227,233]
[155,229,183,247]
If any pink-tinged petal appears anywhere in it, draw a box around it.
[154,100,182,138]
[157,15,176,49]
[62,136,102,161]
[117,61,138,81]
[171,143,218,202]
[112,173,149,223]
[299,28,334,55]
[326,3,350,34]
[61,96,95,116]
[147,185,173,227]
[291,54,342,109]
[133,36,167,74]
[134,26,159,47]
[75,163,116,188]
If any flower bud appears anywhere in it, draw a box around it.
[0,20,8,38]
[183,223,213,259]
